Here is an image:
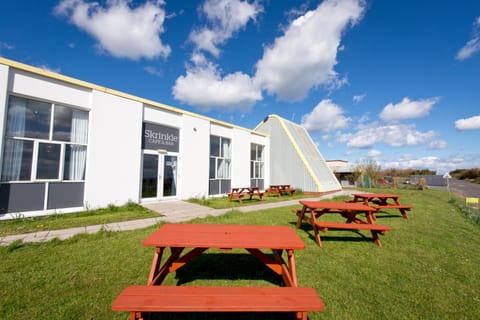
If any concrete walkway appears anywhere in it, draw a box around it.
[0,189,356,246]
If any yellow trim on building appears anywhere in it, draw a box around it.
[270,114,323,191]
[0,57,266,137]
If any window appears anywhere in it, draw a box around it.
[250,144,264,188]
[209,136,231,195]
[1,96,89,182]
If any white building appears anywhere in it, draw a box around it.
[0,57,340,219]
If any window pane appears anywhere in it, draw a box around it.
[217,159,225,178]
[257,146,264,161]
[250,161,254,178]
[210,136,220,157]
[251,144,256,161]
[221,138,231,158]
[1,139,33,181]
[37,143,61,179]
[54,106,89,143]
[209,157,216,178]
[6,96,51,139]
[63,145,87,180]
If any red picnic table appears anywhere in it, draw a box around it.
[348,193,413,220]
[228,186,264,203]
[294,200,392,247]
[112,223,324,320]
[266,184,296,197]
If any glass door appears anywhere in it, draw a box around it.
[142,153,178,200]
[142,153,158,199]
[162,155,177,197]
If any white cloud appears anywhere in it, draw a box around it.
[144,66,163,77]
[380,97,439,121]
[455,115,480,130]
[367,149,381,158]
[456,16,480,61]
[54,0,170,60]
[429,140,448,150]
[338,123,436,148]
[172,58,262,111]
[353,93,366,103]
[301,99,351,132]
[382,153,480,174]
[189,0,262,57]
[254,0,365,101]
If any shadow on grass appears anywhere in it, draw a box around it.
[174,253,283,286]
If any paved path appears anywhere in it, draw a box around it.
[0,190,356,246]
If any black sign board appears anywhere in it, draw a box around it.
[142,123,179,152]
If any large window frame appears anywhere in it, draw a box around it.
[250,143,264,188]
[209,135,231,195]
[1,95,89,183]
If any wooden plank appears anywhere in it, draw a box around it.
[112,286,324,312]
[143,224,306,250]
[315,221,391,231]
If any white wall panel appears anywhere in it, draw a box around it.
[84,91,143,208]
[10,70,91,109]
[178,115,210,199]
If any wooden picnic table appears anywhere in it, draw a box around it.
[112,223,324,320]
[348,193,413,220]
[143,223,305,287]
[294,200,391,247]
[228,186,263,203]
[266,184,296,197]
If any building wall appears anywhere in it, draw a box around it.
[255,115,341,193]
[0,58,268,218]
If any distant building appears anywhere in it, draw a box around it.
[326,160,355,187]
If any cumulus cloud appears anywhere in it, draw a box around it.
[455,115,480,130]
[338,123,436,148]
[172,57,262,111]
[380,97,439,121]
[189,0,262,57]
[301,99,351,132]
[456,16,480,61]
[254,0,364,101]
[54,0,170,60]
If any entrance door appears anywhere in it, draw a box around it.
[142,153,178,200]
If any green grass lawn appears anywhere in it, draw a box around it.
[0,188,479,319]
[0,202,162,237]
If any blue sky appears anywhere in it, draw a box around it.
[1,0,479,174]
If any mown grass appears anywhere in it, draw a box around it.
[0,202,162,237]
[187,189,317,209]
[0,188,479,319]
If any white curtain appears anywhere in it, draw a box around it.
[170,156,177,196]
[2,97,27,181]
[68,110,88,180]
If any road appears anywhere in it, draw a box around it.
[447,178,480,198]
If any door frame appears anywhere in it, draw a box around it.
[141,150,179,201]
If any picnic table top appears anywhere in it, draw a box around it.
[299,200,377,212]
[142,223,306,250]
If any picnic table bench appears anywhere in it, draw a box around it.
[347,193,413,220]
[294,200,392,247]
[228,186,264,203]
[266,184,296,197]
[112,285,324,320]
